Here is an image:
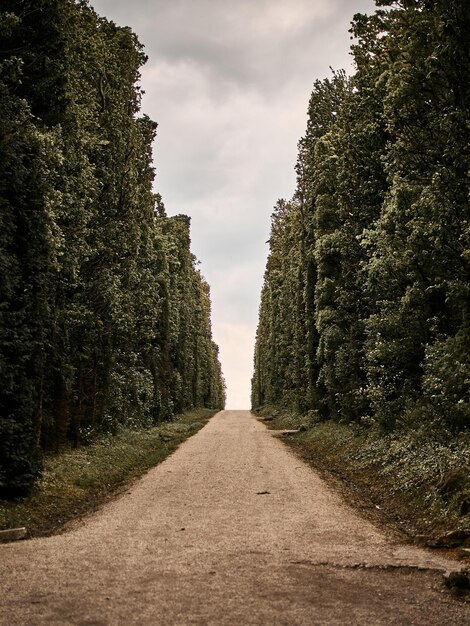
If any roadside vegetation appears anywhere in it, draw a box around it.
[252,0,469,546]
[256,409,470,545]
[257,408,470,544]
[0,408,217,537]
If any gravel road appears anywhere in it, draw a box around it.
[1,410,468,625]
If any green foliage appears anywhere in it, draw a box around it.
[253,0,469,438]
[422,331,470,432]
[0,43,60,494]
[252,199,307,411]
[0,1,224,497]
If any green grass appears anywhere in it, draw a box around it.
[255,407,470,542]
[0,408,218,537]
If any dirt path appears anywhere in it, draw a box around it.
[0,410,468,625]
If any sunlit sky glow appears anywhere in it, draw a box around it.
[91,0,372,408]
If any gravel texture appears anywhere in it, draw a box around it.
[0,410,469,625]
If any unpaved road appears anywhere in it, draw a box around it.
[1,410,468,625]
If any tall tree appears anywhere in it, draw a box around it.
[252,0,469,436]
[0,1,225,497]
[362,0,470,431]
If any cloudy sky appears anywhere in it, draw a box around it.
[91,0,372,408]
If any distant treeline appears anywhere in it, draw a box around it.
[252,1,469,433]
[0,0,225,497]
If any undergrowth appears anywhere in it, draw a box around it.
[255,407,470,541]
[0,408,217,537]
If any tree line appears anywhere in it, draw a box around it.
[0,0,225,497]
[252,1,469,435]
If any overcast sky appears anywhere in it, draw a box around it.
[91,0,372,408]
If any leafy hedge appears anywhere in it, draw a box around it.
[0,1,225,497]
[252,0,469,437]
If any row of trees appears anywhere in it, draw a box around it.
[252,0,469,435]
[0,0,225,497]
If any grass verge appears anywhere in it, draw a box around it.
[255,408,470,546]
[0,408,218,538]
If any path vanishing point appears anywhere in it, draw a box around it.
[1,411,469,625]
